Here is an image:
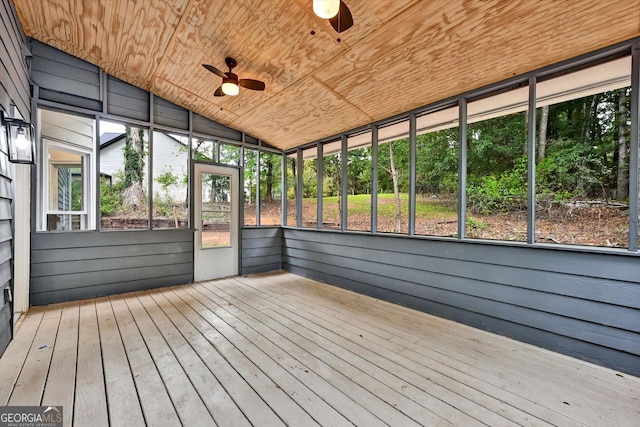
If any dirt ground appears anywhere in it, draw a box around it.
[249,198,631,248]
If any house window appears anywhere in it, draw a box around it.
[301,145,318,228]
[322,141,342,230]
[287,156,297,226]
[415,106,459,237]
[259,151,282,226]
[466,86,529,241]
[219,143,241,165]
[99,120,149,230]
[43,141,93,230]
[534,55,631,248]
[377,119,410,234]
[152,131,188,229]
[38,109,96,232]
[346,132,372,232]
[244,148,258,225]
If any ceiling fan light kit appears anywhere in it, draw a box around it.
[313,0,340,19]
[202,57,266,97]
[222,77,240,96]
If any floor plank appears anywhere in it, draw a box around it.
[119,293,216,426]
[171,285,322,427]
[109,294,181,427]
[8,306,61,405]
[134,290,251,427]
[234,275,568,426]
[73,300,108,427]
[263,272,638,394]
[0,309,44,405]
[145,289,285,427]
[41,302,80,427]
[209,278,524,426]
[2,272,639,427]
[193,282,392,426]
[95,297,146,426]
[198,280,443,426]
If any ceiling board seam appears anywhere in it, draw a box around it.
[309,74,372,122]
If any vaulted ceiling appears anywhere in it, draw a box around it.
[12,0,640,151]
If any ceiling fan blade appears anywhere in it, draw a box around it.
[202,64,226,78]
[330,1,354,33]
[239,79,266,91]
[214,86,225,97]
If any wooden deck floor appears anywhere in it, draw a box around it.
[0,271,638,427]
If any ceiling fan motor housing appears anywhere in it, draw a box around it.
[225,57,238,70]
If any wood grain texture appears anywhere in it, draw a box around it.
[1,273,639,426]
[13,0,640,148]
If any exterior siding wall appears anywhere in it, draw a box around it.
[30,230,193,305]
[0,0,29,356]
[107,75,149,121]
[241,227,282,275]
[31,41,102,111]
[0,157,13,356]
[282,228,640,377]
[0,1,29,117]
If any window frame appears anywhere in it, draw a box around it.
[41,138,96,231]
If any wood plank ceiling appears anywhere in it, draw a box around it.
[12,0,640,151]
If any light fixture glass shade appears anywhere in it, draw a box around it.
[313,0,340,19]
[2,113,36,164]
[222,78,240,96]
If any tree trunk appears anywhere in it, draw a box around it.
[538,105,549,161]
[389,142,401,232]
[265,156,273,203]
[123,182,145,211]
[123,127,146,211]
[576,96,598,196]
[616,89,628,200]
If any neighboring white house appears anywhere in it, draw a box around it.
[100,131,188,202]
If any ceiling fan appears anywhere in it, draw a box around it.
[313,0,353,33]
[202,57,265,97]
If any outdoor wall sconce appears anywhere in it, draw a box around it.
[1,111,36,164]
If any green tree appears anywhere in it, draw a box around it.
[416,128,458,195]
[123,127,147,210]
[347,147,372,195]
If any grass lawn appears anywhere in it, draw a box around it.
[304,193,457,219]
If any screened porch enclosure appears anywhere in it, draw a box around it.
[0,3,637,425]
[20,31,640,380]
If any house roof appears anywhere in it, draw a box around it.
[13,1,640,151]
[99,133,125,148]
[99,131,185,149]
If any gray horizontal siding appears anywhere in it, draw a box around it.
[107,75,150,121]
[241,227,282,275]
[154,95,188,130]
[31,40,101,109]
[192,113,242,141]
[31,230,194,305]
[0,0,24,357]
[0,0,29,117]
[282,228,640,376]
